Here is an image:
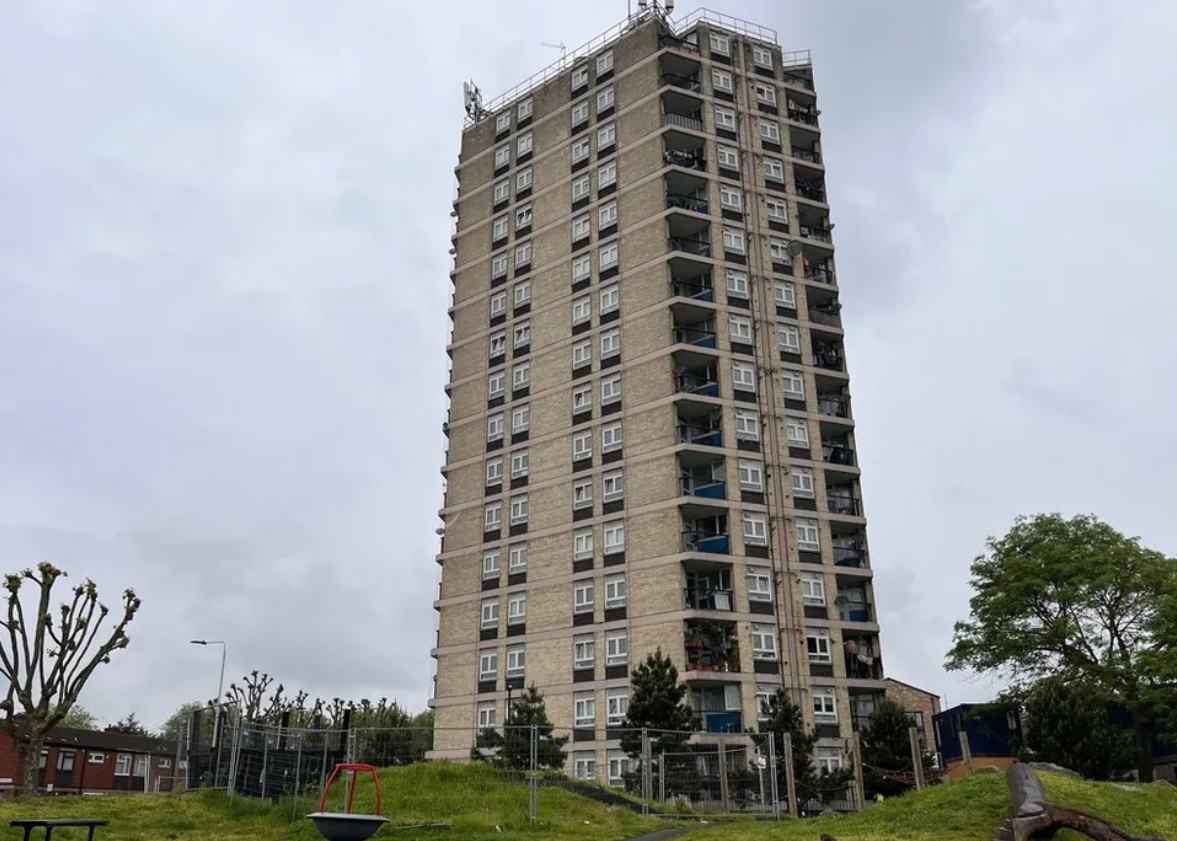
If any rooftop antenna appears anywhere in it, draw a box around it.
[462,79,484,121]
[541,42,567,68]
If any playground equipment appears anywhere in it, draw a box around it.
[306,763,390,841]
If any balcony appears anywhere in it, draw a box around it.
[668,235,712,257]
[787,104,819,126]
[660,83,704,134]
[685,564,734,612]
[664,148,706,171]
[684,619,740,673]
[673,323,717,349]
[809,302,842,329]
[680,454,726,497]
[817,391,850,419]
[833,534,868,568]
[674,364,719,398]
[813,340,845,371]
[822,438,855,467]
[662,111,703,133]
[836,583,873,623]
[791,144,822,165]
[661,72,702,93]
[669,272,714,304]
[827,488,862,518]
[845,636,883,680]
[700,711,743,733]
[682,514,731,555]
[783,71,815,92]
[795,178,827,204]
[667,192,709,214]
[799,224,833,244]
[691,685,744,733]
[805,261,836,286]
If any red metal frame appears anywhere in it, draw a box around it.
[318,763,382,815]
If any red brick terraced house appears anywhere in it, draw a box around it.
[0,727,182,797]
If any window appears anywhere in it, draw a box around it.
[484,502,502,530]
[598,160,617,189]
[517,132,533,156]
[712,68,733,93]
[572,386,592,416]
[775,281,796,307]
[88,752,105,764]
[516,167,533,192]
[574,634,595,668]
[755,83,777,106]
[600,328,620,359]
[720,184,743,211]
[783,369,805,400]
[511,403,530,433]
[738,458,764,491]
[573,339,592,368]
[753,44,774,68]
[779,325,802,354]
[492,215,509,241]
[792,466,815,499]
[755,687,776,720]
[573,429,593,460]
[512,362,530,390]
[571,297,592,327]
[766,197,788,222]
[597,122,616,150]
[516,204,532,230]
[601,373,622,404]
[723,227,746,253]
[743,511,768,546]
[513,280,531,307]
[605,574,627,608]
[602,469,624,502]
[574,528,594,560]
[574,478,594,509]
[599,284,619,314]
[489,291,507,319]
[710,32,730,55]
[725,269,749,298]
[58,751,75,772]
[603,520,625,554]
[606,630,628,666]
[135,754,149,776]
[514,240,532,269]
[496,111,511,133]
[813,687,838,723]
[571,101,590,126]
[114,754,132,776]
[493,179,510,204]
[479,648,499,681]
[796,518,821,551]
[572,175,591,202]
[486,457,504,487]
[492,252,509,278]
[478,702,497,730]
[506,643,526,677]
[801,573,825,606]
[574,752,596,780]
[489,331,506,358]
[752,624,778,660]
[606,689,629,725]
[572,252,592,282]
[747,566,773,602]
[507,593,527,625]
[732,361,756,392]
[483,549,501,579]
[764,157,785,181]
[717,145,739,170]
[509,494,529,525]
[602,421,623,453]
[806,628,832,663]
[608,752,630,785]
[598,200,618,229]
[597,50,614,74]
[575,692,596,727]
[760,119,780,142]
[481,598,500,629]
[572,214,591,241]
[599,240,619,269]
[818,748,845,775]
[513,319,531,348]
[729,315,752,343]
[572,64,589,88]
[735,408,760,441]
[487,413,505,442]
[769,238,795,264]
[509,543,528,571]
[510,449,529,479]
[714,105,736,131]
[488,370,505,399]
[786,418,809,448]
[517,98,533,119]
[574,580,595,613]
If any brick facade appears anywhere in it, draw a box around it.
[0,727,179,796]
[883,677,941,754]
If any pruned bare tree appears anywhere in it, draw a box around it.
[0,563,140,795]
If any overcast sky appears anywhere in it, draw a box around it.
[1,0,1175,731]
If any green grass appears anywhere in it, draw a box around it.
[0,763,667,841]
[687,771,1177,841]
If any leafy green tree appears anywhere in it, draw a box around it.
[945,513,1177,780]
[471,686,567,770]
[160,702,204,741]
[859,697,931,799]
[761,689,853,810]
[107,712,149,736]
[1021,677,1136,780]
[619,648,694,760]
[59,705,99,730]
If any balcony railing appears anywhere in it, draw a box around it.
[661,73,702,92]
[662,112,704,132]
[838,603,874,623]
[788,107,819,126]
[670,276,714,300]
[678,423,722,447]
[667,193,710,214]
[810,307,841,328]
[675,373,719,397]
[805,265,836,285]
[680,474,726,497]
[834,544,867,567]
[783,74,815,91]
[700,711,743,733]
[824,443,855,466]
[673,326,717,348]
[817,393,850,418]
[796,181,827,203]
[827,496,861,516]
[669,236,712,257]
[800,225,833,243]
[792,146,821,164]
[813,344,845,370]
[663,149,706,171]
[685,587,734,611]
[682,531,731,554]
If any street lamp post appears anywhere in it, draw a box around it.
[190,639,227,705]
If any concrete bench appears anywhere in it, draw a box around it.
[9,818,108,840]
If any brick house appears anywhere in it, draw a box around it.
[0,726,180,796]
[883,677,942,756]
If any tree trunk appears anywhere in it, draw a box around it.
[16,735,44,797]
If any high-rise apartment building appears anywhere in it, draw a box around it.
[431,5,886,782]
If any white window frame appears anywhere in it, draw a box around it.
[572,253,592,284]
[574,580,595,614]
[489,291,507,319]
[493,179,510,204]
[506,644,526,677]
[792,466,815,499]
[720,184,743,211]
[496,111,511,133]
[509,494,529,525]
[747,566,773,602]
[507,593,527,625]
[572,295,592,325]
[712,68,733,93]
[753,44,774,68]
[725,269,749,298]
[484,502,502,530]
[572,429,593,460]
[517,98,533,119]
[807,628,832,663]
[489,330,507,358]
[764,157,785,182]
[597,50,614,74]
[597,122,616,150]
[514,240,532,269]
[571,101,590,127]
[599,284,619,314]
[487,369,505,399]
[602,469,624,503]
[481,598,499,629]
[608,753,629,785]
[574,634,595,668]
[512,362,530,390]
[787,417,810,447]
[597,85,615,111]
[516,167,533,192]
[511,402,530,433]
[779,324,802,354]
[516,204,532,230]
[752,624,779,660]
[709,32,731,55]
[732,360,756,392]
[572,175,591,202]
[743,511,768,546]
[513,319,530,348]
[574,528,594,561]
[738,458,764,491]
[513,279,531,306]
[573,338,592,368]
[602,421,622,453]
[574,478,594,510]
[575,692,596,727]
[818,748,845,775]
[598,200,618,229]
[487,412,505,442]
[775,281,796,307]
[760,119,780,142]
[572,213,591,240]
[599,240,619,269]
[603,520,625,554]
[783,369,805,400]
[723,227,746,254]
[574,752,596,780]
[114,754,132,777]
[766,197,788,223]
[714,105,737,131]
[598,160,617,189]
[606,689,629,725]
[604,574,627,608]
[478,702,497,730]
[483,549,501,579]
[492,214,509,241]
[729,315,752,343]
[601,373,622,404]
[600,328,621,359]
[517,131,533,156]
[813,687,838,723]
[479,648,499,681]
[717,145,739,170]
[769,238,795,263]
[511,449,529,479]
[754,82,777,106]
[509,542,528,571]
[491,252,509,279]
[572,385,593,415]
[486,456,503,487]
[796,517,821,551]
[572,64,589,88]
[735,408,760,441]
[801,573,826,606]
